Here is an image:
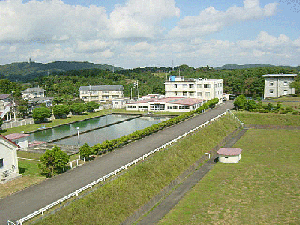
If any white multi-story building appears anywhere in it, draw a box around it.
[79,85,124,102]
[165,76,223,103]
[263,74,297,98]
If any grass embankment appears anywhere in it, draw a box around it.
[235,111,300,126]
[159,129,300,224]
[34,115,240,225]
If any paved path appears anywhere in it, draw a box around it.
[136,128,247,225]
[0,102,233,225]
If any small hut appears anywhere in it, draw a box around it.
[217,148,242,163]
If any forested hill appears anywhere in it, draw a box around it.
[215,64,276,70]
[0,61,122,82]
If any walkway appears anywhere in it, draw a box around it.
[0,102,233,225]
[136,128,247,225]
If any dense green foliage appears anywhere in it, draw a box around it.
[86,101,99,112]
[39,146,70,178]
[32,107,51,122]
[52,105,70,118]
[70,103,87,115]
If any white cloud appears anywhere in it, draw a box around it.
[168,0,278,38]
[108,0,180,39]
[0,0,108,43]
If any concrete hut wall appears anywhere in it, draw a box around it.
[0,138,19,177]
[218,154,241,163]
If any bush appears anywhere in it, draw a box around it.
[234,95,247,110]
[39,146,70,177]
[32,107,51,123]
[79,143,92,160]
[53,104,70,118]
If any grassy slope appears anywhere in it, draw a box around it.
[159,131,300,224]
[235,111,300,126]
[34,115,240,225]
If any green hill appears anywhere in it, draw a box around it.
[0,61,122,82]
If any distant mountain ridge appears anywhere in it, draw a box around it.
[215,64,277,70]
[0,61,122,82]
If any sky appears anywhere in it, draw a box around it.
[0,0,299,68]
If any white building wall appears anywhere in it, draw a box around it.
[0,138,19,180]
[165,77,223,102]
[264,75,296,98]
[218,154,241,163]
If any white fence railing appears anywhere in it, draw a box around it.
[10,112,227,225]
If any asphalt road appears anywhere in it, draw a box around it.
[0,101,233,225]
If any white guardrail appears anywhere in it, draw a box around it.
[10,112,227,225]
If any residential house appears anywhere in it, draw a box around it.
[22,87,45,100]
[263,74,297,98]
[0,94,15,121]
[79,85,124,102]
[0,135,20,183]
[165,76,223,103]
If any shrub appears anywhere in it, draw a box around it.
[79,143,92,160]
[33,107,51,123]
[39,146,70,177]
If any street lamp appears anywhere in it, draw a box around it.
[76,127,80,145]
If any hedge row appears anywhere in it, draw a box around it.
[90,98,219,155]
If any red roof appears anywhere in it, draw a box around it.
[128,97,203,106]
[0,135,20,148]
[5,133,30,140]
[217,148,242,156]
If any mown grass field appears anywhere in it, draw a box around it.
[235,111,300,126]
[158,129,300,224]
[32,115,240,225]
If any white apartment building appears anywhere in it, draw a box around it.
[165,76,223,103]
[263,74,297,98]
[79,85,124,102]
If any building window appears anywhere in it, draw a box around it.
[189,84,194,88]
[189,92,194,97]
[175,91,178,96]
[204,84,211,88]
[205,92,210,98]
[283,81,288,86]
[182,84,188,88]
[174,84,177,88]
[270,82,274,86]
[197,92,202,97]
[197,84,202,88]
[270,89,274,94]
[183,91,187,96]
[0,158,3,168]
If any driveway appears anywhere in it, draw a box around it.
[0,102,233,225]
